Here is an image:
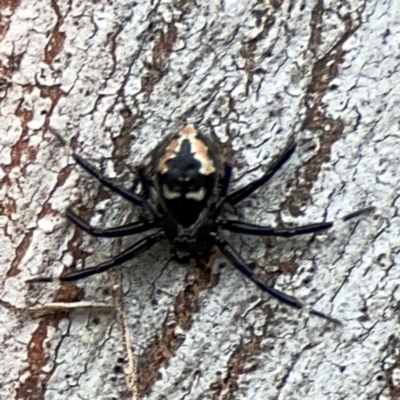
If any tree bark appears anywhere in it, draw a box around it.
[0,1,398,399]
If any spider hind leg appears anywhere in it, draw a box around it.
[215,235,341,325]
[27,231,164,282]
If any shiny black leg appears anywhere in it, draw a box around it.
[215,235,341,324]
[219,206,375,237]
[67,208,157,238]
[220,164,232,197]
[50,129,144,207]
[27,231,164,282]
[226,139,296,205]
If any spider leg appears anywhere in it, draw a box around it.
[27,231,164,282]
[210,164,233,219]
[219,206,375,237]
[137,167,151,200]
[220,164,232,198]
[214,235,341,324]
[67,208,157,238]
[137,167,161,217]
[226,139,296,205]
[50,129,144,207]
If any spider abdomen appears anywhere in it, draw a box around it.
[145,124,226,228]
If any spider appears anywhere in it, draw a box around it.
[28,124,374,324]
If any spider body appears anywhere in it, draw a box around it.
[29,125,374,324]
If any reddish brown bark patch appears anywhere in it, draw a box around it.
[382,334,400,399]
[136,319,184,397]
[282,2,362,217]
[44,0,66,65]
[174,256,218,330]
[0,0,21,40]
[208,332,264,400]
[141,21,178,93]
[16,284,83,400]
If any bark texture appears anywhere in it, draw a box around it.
[0,1,398,399]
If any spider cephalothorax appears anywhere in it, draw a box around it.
[29,125,374,324]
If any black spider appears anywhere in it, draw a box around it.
[28,124,374,324]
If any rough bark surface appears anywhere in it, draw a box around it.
[0,1,398,399]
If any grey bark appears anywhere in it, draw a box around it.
[0,1,399,399]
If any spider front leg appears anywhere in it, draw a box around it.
[49,129,144,206]
[66,208,157,238]
[226,139,296,206]
[218,206,375,237]
[27,231,164,282]
[214,235,341,324]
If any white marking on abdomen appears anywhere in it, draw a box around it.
[163,185,181,199]
[185,187,206,201]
